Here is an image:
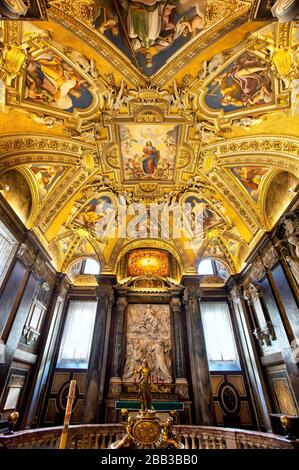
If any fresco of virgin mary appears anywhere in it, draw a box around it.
[141,141,160,175]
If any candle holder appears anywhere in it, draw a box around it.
[280,415,295,440]
[4,410,19,435]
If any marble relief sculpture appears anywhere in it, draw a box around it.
[122,303,173,383]
[283,217,299,285]
[271,0,299,22]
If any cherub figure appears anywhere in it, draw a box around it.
[160,417,179,448]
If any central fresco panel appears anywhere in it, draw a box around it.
[119,123,179,181]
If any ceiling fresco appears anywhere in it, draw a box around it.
[0,1,299,283]
[91,0,207,76]
[119,123,179,181]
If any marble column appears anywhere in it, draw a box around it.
[170,297,188,399]
[83,278,114,423]
[109,296,127,397]
[183,280,215,425]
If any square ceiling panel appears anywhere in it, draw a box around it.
[118,122,180,182]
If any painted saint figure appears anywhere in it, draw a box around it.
[142,141,160,175]
[25,48,93,112]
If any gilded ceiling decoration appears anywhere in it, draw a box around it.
[0,1,299,282]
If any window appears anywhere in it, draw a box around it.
[83,258,100,275]
[197,258,229,278]
[23,282,50,345]
[201,301,240,371]
[0,221,18,287]
[68,258,100,276]
[3,375,25,411]
[198,259,214,275]
[56,300,97,369]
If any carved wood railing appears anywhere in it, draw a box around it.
[0,424,298,449]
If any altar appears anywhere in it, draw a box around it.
[104,274,192,424]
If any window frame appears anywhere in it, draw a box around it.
[55,298,97,370]
[82,258,100,275]
[0,220,19,289]
[200,299,241,372]
[197,258,228,277]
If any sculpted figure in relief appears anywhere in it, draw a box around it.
[283,217,299,285]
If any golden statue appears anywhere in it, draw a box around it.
[134,359,152,412]
[111,358,184,449]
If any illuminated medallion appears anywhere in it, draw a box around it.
[133,418,161,446]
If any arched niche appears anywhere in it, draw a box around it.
[265,171,299,228]
[117,247,181,281]
[0,169,33,225]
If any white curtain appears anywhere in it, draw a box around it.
[57,300,97,368]
[201,301,238,361]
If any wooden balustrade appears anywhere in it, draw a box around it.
[0,424,297,449]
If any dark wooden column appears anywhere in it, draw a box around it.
[0,243,39,402]
[182,279,215,425]
[170,297,189,399]
[83,277,115,423]
[23,274,67,428]
[109,296,127,398]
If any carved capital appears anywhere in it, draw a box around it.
[253,321,276,347]
[243,283,261,302]
[183,285,202,303]
[97,285,114,305]
[261,246,279,271]
[108,377,122,398]
[33,255,55,284]
[170,298,181,313]
[230,285,243,302]
[17,243,36,268]
[116,296,127,314]
[249,260,265,283]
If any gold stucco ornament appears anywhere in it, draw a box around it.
[110,361,183,449]
[0,45,26,86]
[272,48,294,77]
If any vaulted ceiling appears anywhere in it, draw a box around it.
[0,0,299,281]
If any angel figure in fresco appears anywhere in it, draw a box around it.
[92,0,119,36]
[142,141,160,175]
[79,205,104,229]
[233,167,268,200]
[30,166,64,199]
